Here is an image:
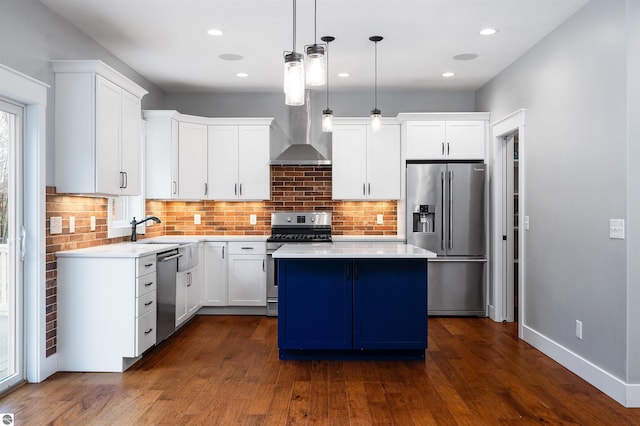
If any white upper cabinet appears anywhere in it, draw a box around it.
[332,118,401,200]
[177,121,208,200]
[53,60,148,195]
[399,113,489,160]
[208,120,272,201]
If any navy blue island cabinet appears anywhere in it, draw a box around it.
[277,258,428,360]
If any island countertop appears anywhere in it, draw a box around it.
[272,242,436,259]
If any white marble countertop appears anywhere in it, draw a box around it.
[139,235,268,243]
[56,242,180,258]
[272,242,436,259]
[331,235,405,243]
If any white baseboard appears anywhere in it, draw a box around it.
[522,324,640,408]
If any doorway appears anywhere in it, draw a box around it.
[0,98,25,392]
[490,109,525,336]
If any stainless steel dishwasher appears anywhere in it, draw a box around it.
[156,249,181,343]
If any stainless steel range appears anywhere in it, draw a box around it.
[266,211,332,316]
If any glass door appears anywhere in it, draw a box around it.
[0,98,24,391]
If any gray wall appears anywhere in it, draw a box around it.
[164,89,475,161]
[476,0,634,381]
[0,0,166,185]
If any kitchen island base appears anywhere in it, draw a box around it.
[277,255,429,361]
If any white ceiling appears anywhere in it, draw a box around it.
[39,0,590,93]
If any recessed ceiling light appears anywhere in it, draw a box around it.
[337,72,351,78]
[236,72,248,78]
[453,53,479,61]
[479,28,498,36]
[442,72,456,78]
[219,53,243,61]
[207,28,224,36]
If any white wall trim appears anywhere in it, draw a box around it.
[523,324,640,407]
[0,63,55,382]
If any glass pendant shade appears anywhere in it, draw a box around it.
[322,108,333,132]
[371,108,382,131]
[284,52,305,106]
[305,44,326,86]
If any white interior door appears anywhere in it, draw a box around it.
[0,98,24,391]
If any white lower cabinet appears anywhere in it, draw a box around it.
[203,242,227,306]
[176,244,204,327]
[203,241,266,307]
[57,254,158,372]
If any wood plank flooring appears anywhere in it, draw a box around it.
[2,315,639,425]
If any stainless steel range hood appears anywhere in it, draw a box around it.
[271,91,331,166]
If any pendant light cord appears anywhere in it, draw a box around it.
[326,41,330,108]
[314,0,318,44]
[374,40,378,109]
[292,0,297,52]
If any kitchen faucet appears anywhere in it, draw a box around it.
[130,216,161,242]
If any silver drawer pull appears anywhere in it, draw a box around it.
[241,247,254,250]
[144,328,153,335]
[144,281,153,287]
[144,263,154,268]
[144,301,153,306]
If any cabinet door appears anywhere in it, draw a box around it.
[187,269,202,315]
[175,271,189,326]
[353,259,427,350]
[95,75,122,195]
[238,126,270,200]
[203,243,227,306]
[228,255,266,306]
[208,125,239,200]
[367,124,400,200]
[332,125,368,200]
[120,89,141,195]
[278,259,352,350]
[446,121,485,159]
[405,121,446,160]
[178,122,208,199]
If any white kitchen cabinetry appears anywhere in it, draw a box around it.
[176,244,204,327]
[332,119,400,200]
[203,242,228,306]
[144,111,208,200]
[57,254,157,372]
[208,120,272,201]
[52,60,147,195]
[398,113,490,160]
[227,241,266,306]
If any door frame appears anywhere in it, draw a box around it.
[489,109,526,337]
[0,64,51,382]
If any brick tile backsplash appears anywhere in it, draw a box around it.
[44,165,399,357]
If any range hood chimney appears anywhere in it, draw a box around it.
[271,91,331,166]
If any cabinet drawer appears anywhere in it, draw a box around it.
[137,255,157,276]
[137,272,157,297]
[228,241,266,255]
[136,309,156,355]
[136,290,156,317]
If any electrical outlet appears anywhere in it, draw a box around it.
[194,214,201,225]
[69,216,75,233]
[524,216,530,231]
[576,320,583,339]
[90,216,96,231]
[250,214,257,225]
[50,216,62,234]
[609,219,624,239]
[377,214,384,225]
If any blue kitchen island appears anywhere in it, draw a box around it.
[273,243,436,360]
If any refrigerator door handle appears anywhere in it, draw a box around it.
[441,171,445,250]
[448,170,453,249]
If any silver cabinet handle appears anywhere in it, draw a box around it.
[362,183,366,195]
[241,246,254,250]
[448,170,453,250]
[204,182,208,196]
[20,226,26,262]
[222,246,225,259]
[441,142,445,156]
[144,281,153,287]
[187,272,192,287]
[144,300,153,306]
[144,263,154,268]
[262,258,265,272]
[119,172,125,189]
[368,183,371,195]
[441,171,445,250]
[234,183,238,195]
[239,183,243,196]
[123,171,128,189]
[447,142,450,156]
[172,181,177,195]
[144,328,153,335]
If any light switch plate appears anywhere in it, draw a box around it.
[194,214,201,225]
[524,216,530,231]
[69,216,75,233]
[90,216,96,231]
[50,216,62,234]
[610,219,625,239]
[377,214,384,225]
[250,214,257,225]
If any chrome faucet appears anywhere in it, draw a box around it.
[130,216,161,242]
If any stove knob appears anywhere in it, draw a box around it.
[311,217,315,222]
[287,216,291,222]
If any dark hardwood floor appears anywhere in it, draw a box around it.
[2,315,639,425]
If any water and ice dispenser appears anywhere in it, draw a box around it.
[412,205,435,233]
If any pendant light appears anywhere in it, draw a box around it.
[321,35,335,132]
[369,35,383,131]
[305,0,326,86]
[284,0,305,106]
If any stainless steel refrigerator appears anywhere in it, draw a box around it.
[406,162,487,316]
